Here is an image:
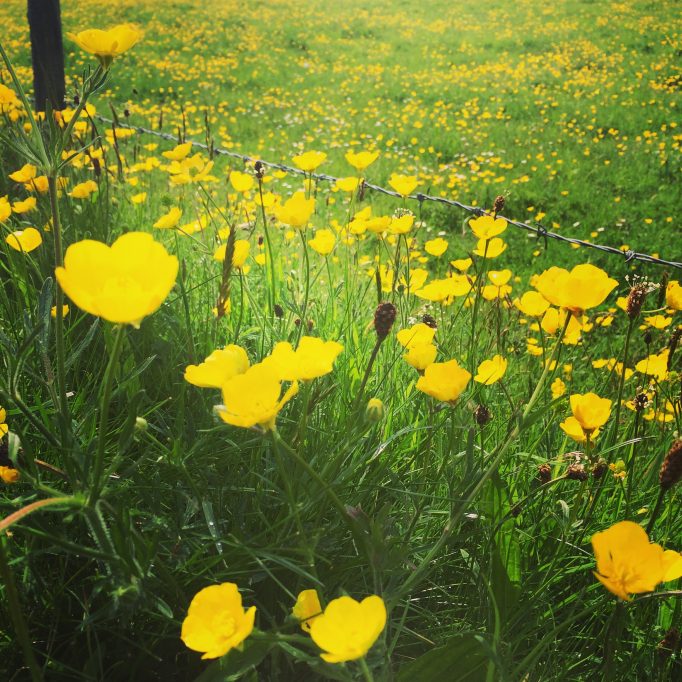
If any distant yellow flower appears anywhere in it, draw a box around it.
[70,180,98,199]
[0,465,19,484]
[345,150,379,171]
[50,305,70,318]
[181,583,256,659]
[473,237,506,258]
[416,359,471,403]
[666,281,682,310]
[6,227,42,253]
[366,397,384,422]
[275,191,315,228]
[292,151,327,172]
[309,595,386,663]
[67,24,141,68]
[396,323,436,349]
[213,239,250,268]
[9,163,37,184]
[424,237,448,257]
[153,207,182,229]
[131,192,147,204]
[569,392,612,434]
[635,349,669,382]
[335,177,361,193]
[12,197,36,213]
[309,229,336,256]
[514,291,550,317]
[642,315,671,330]
[264,337,343,381]
[292,589,322,632]
[592,521,682,601]
[474,355,507,385]
[184,345,250,388]
[0,196,11,222]
[388,174,418,197]
[26,176,50,193]
[229,170,254,193]
[534,264,618,314]
[218,363,298,430]
[389,214,415,235]
[403,343,437,371]
[469,214,507,240]
[0,407,7,439]
[450,257,473,272]
[551,377,566,399]
[55,232,178,328]
[162,142,193,161]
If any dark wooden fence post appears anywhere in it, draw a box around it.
[27,0,66,111]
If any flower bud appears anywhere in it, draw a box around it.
[135,417,148,433]
[474,404,492,427]
[366,398,384,422]
[660,439,682,491]
[626,283,648,319]
[374,302,397,340]
[537,463,552,484]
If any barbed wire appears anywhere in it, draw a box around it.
[95,114,682,271]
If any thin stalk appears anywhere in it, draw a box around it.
[0,537,43,682]
[296,229,311,343]
[88,325,126,505]
[358,658,374,682]
[47,175,70,434]
[354,337,383,408]
[611,316,635,443]
[257,176,276,316]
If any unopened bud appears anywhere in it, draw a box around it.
[274,304,284,318]
[473,404,492,427]
[135,417,148,433]
[366,398,384,422]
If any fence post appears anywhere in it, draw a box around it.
[27,0,66,112]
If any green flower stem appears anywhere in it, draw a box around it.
[354,337,383,409]
[296,228,311,344]
[257,176,277,316]
[645,487,666,534]
[88,325,126,505]
[0,536,43,682]
[358,657,374,682]
[611,315,635,445]
[47,175,70,435]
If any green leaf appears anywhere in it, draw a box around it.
[397,634,496,682]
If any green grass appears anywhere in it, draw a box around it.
[0,0,680,680]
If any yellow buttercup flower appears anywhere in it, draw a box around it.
[6,227,42,253]
[635,349,669,382]
[469,214,507,240]
[396,323,436,349]
[70,180,99,199]
[0,196,11,222]
[263,337,343,381]
[335,177,361,193]
[9,163,37,184]
[568,392,612,434]
[162,142,193,161]
[309,595,386,663]
[217,363,298,430]
[229,170,254,193]
[388,174,418,197]
[551,377,566,399]
[345,150,379,172]
[292,151,327,172]
[451,257,473,272]
[55,232,178,328]
[184,345,250,388]
[389,214,415,235]
[213,239,250,268]
[474,355,507,385]
[592,521,682,601]
[11,197,36,214]
[0,465,19,484]
[665,281,682,310]
[181,583,256,659]
[292,589,322,633]
[534,264,618,314]
[514,291,550,317]
[67,24,141,68]
[403,343,437,371]
[560,416,600,443]
[0,407,8,439]
[153,207,182,229]
[473,237,507,258]
[424,237,448,257]
[309,229,336,256]
[275,191,315,228]
[416,359,471,403]
[366,397,384,422]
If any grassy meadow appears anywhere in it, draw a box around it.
[0,0,681,680]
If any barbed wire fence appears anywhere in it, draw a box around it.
[96,113,682,271]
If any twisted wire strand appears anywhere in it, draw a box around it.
[95,114,682,271]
